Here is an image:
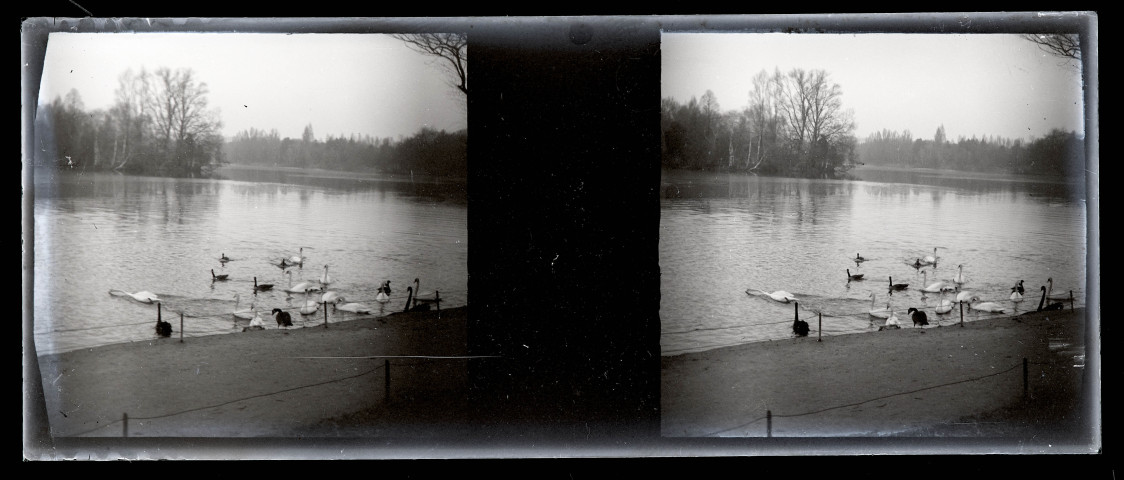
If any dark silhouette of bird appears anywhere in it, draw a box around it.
[1037,286,1064,312]
[220,253,230,263]
[792,302,809,337]
[889,276,909,292]
[847,269,864,281]
[855,253,866,263]
[272,308,293,327]
[254,276,274,292]
[907,307,929,327]
[155,311,172,337]
[403,286,431,312]
[212,269,229,282]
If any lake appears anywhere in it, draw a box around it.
[659,166,1089,356]
[30,165,468,356]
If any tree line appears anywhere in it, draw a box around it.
[34,66,467,179]
[223,124,467,178]
[35,67,225,176]
[856,126,1084,178]
[662,68,859,178]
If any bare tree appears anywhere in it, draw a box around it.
[393,33,468,96]
[1021,33,1081,61]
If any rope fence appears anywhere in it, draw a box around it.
[698,357,1060,437]
[64,353,494,438]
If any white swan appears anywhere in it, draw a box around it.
[232,293,256,320]
[955,290,974,304]
[335,298,373,314]
[881,310,902,329]
[953,264,966,285]
[319,264,332,286]
[321,290,343,305]
[921,247,938,266]
[412,278,441,306]
[284,271,321,294]
[920,271,953,293]
[747,288,796,303]
[969,299,1008,313]
[375,288,390,304]
[1046,278,1070,302]
[299,290,320,315]
[109,289,160,304]
[869,292,892,319]
[935,290,953,314]
[287,247,306,266]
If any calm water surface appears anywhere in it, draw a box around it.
[31,166,467,356]
[660,166,1089,356]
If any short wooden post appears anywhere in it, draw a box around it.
[1069,290,1074,311]
[1023,357,1029,400]
[959,302,964,327]
[157,302,162,327]
[384,359,391,400]
[123,413,128,437]
[766,410,772,437]
[180,312,184,343]
[435,291,440,311]
[323,301,329,328]
[818,312,822,342]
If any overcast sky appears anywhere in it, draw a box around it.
[38,32,468,141]
[661,33,1086,143]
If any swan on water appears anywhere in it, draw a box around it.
[869,292,892,319]
[920,271,953,293]
[968,297,1008,313]
[954,264,967,285]
[1045,278,1070,302]
[412,278,441,307]
[287,247,307,267]
[254,277,274,292]
[889,276,909,291]
[299,290,320,315]
[109,290,160,304]
[232,293,256,320]
[921,247,939,266]
[375,285,390,304]
[319,265,332,286]
[1010,280,1025,303]
[220,253,231,263]
[284,271,321,294]
[855,253,866,263]
[335,298,373,314]
[747,288,797,303]
[934,290,954,314]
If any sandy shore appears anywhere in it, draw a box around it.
[662,307,1095,449]
[32,307,470,442]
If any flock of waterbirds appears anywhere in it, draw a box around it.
[107,247,443,337]
[747,247,1071,337]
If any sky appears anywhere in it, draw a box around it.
[661,33,1086,143]
[37,33,468,141]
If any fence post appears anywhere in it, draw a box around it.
[123,413,128,437]
[1023,357,1029,400]
[766,410,772,438]
[1069,290,1074,311]
[323,301,329,328]
[818,312,822,342]
[180,312,184,343]
[384,359,391,401]
[959,302,964,327]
